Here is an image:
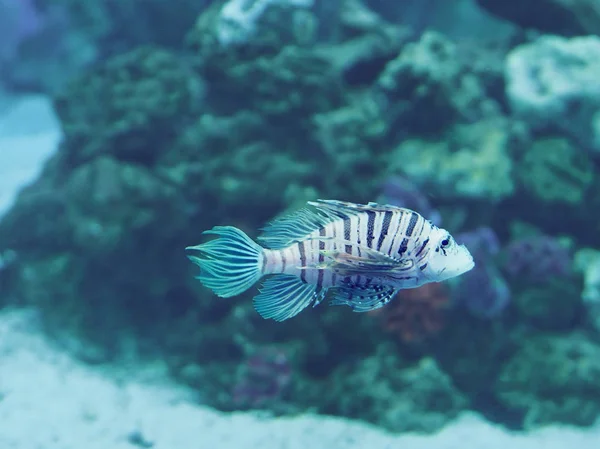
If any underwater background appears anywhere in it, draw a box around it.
[1,0,600,447]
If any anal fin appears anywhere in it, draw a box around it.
[330,284,397,312]
[253,274,318,321]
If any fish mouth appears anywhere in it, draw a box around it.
[465,258,475,272]
[463,257,475,273]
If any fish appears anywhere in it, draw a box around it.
[186,200,474,321]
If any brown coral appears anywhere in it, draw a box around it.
[369,282,449,342]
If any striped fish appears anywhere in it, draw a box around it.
[187,200,474,321]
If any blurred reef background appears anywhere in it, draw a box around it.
[1,0,600,435]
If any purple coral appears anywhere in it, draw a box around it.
[378,175,441,225]
[452,227,511,319]
[455,226,500,260]
[502,235,572,283]
[232,346,292,408]
[453,262,511,319]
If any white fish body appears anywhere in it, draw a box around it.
[187,200,474,321]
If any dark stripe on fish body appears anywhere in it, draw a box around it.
[317,269,324,290]
[318,227,326,289]
[415,237,429,257]
[343,217,351,240]
[377,211,393,251]
[418,216,426,236]
[419,263,428,270]
[398,237,409,256]
[382,212,400,256]
[406,212,418,237]
[318,227,326,262]
[389,211,404,256]
[281,250,287,272]
[356,214,362,257]
[330,220,338,288]
[366,210,376,248]
[344,216,352,255]
[298,241,307,282]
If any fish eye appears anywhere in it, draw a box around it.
[441,236,451,248]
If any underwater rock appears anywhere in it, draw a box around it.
[376,31,499,133]
[575,248,600,305]
[433,309,515,411]
[496,333,600,428]
[214,0,314,47]
[54,46,203,167]
[367,0,516,43]
[574,248,600,332]
[160,111,317,218]
[37,0,210,53]
[517,137,594,204]
[316,20,409,87]
[188,4,343,123]
[0,153,191,350]
[188,0,319,68]
[476,0,600,35]
[389,118,519,200]
[511,278,584,331]
[321,345,467,433]
[223,46,342,119]
[506,35,600,156]
[312,94,389,199]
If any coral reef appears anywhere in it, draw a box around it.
[476,0,600,35]
[497,333,600,428]
[319,344,468,433]
[376,31,499,133]
[506,35,600,156]
[517,137,594,204]
[54,46,204,166]
[388,118,519,200]
[502,234,573,283]
[215,0,314,46]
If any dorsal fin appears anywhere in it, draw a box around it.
[257,203,353,249]
[308,199,417,215]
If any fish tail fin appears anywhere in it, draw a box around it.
[186,226,264,298]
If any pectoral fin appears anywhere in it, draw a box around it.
[315,240,415,277]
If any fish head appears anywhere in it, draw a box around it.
[421,227,475,282]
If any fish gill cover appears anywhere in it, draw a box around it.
[0,0,599,435]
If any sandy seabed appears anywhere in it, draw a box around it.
[1,308,600,449]
[1,95,600,449]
